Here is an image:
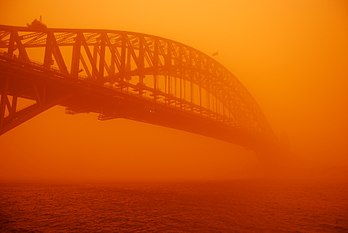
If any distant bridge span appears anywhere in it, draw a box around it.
[0,25,275,150]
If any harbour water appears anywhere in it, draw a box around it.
[0,180,347,232]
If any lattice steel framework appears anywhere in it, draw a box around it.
[0,25,274,149]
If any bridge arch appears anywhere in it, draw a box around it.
[0,25,275,150]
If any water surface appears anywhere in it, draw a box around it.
[0,180,347,232]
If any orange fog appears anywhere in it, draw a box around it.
[0,0,347,182]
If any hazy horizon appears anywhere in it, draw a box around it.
[1,0,347,183]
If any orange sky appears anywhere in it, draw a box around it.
[0,0,347,182]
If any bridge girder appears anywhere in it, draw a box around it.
[0,25,275,150]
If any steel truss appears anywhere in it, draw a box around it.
[0,25,274,149]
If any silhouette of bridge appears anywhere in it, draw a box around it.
[0,25,275,150]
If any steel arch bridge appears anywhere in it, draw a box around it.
[0,25,275,150]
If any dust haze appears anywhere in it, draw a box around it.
[0,0,347,183]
